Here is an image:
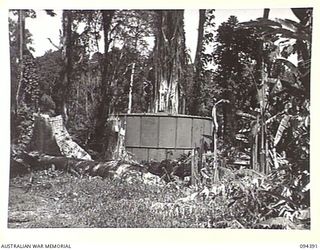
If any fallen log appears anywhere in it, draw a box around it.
[23,151,147,179]
[11,151,166,186]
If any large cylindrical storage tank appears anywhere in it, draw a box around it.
[119,113,212,162]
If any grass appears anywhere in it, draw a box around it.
[8,166,310,229]
[8,169,212,228]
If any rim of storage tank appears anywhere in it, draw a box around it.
[117,113,212,121]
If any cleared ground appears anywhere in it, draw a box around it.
[8,168,309,229]
[8,170,206,228]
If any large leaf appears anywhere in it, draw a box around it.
[274,114,290,146]
[236,110,256,120]
[276,58,299,74]
[266,113,280,125]
[235,134,249,143]
[263,28,296,39]
[239,18,310,43]
[274,18,301,32]
[45,10,57,17]
[291,8,312,25]
[275,18,311,41]
[279,73,300,88]
[239,19,282,28]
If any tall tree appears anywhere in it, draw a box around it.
[153,10,187,114]
[189,9,206,115]
[52,10,73,121]
[9,11,34,112]
[258,8,270,173]
[91,10,115,155]
[15,10,25,111]
[214,16,261,146]
[238,8,312,175]
[9,9,41,152]
[188,9,215,115]
[42,10,153,151]
[10,10,37,112]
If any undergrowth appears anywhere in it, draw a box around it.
[8,166,310,229]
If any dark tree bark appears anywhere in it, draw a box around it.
[190,9,206,115]
[15,10,26,111]
[53,10,73,121]
[91,10,115,157]
[259,8,270,173]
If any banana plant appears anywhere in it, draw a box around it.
[236,108,295,172]
[238,8,311,174]
[240,9,312,97]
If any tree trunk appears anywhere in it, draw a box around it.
[259,8,270,173]
[91,10,115,156]
[53,10,73,121]
[15,10,25,111]
[127,63,135,114]
[190,9,206,115]
[252,131,259,171]
[153,10,186,114]
[221,84,236,145]
[85,73,89,120]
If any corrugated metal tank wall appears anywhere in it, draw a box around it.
[119,113,212,162]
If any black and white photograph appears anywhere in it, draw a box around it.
[6,7,313,231]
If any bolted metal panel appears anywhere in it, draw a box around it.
[125,116,141,147]
[176,117,192,148]
[203,117,213,146]
[127,147,148,162]
[149,148,166,162]
[192,118,205,148]
[141,116,158,147]
[159,117,176,147]
[119,113,212,162]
